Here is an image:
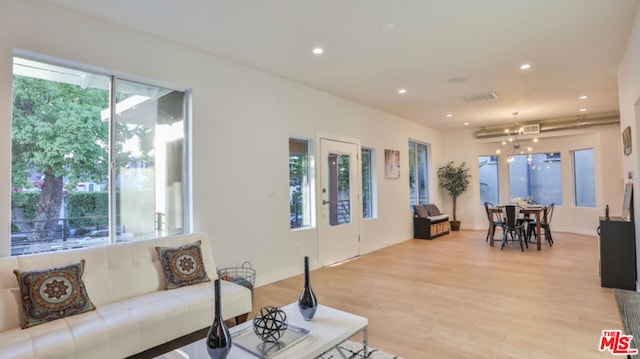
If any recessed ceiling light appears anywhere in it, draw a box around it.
[446,113,453,118]
[463,122,469,126]
[520,64,531,70]
[580,108,587,112]
[398,88,407,94]
[448,77,466,84]
[312,47,324,55]
[579,95,589,100]
[381,23,395,32]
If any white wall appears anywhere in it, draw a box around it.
[618,4,640,285]
[1,0,635,287]
[0,0,445,285]
[439,126,622,236]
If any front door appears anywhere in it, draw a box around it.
[318,138,360,266]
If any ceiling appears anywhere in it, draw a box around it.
[46,0,640,131]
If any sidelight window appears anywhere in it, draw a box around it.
[408,140,429,205]
[572,148,595,207]
[289,138,312,229]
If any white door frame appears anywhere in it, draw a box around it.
[316,133,362,266]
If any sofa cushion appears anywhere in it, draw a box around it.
[413,205,429,218]
[13,260,96,328]
[426,204,442,216]
[428,214,450,221]
[156,240,211,289]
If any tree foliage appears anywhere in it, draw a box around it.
[12,76,110,190]
[437,161,471,221]
[11,75,109,237]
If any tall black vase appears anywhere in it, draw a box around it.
[206,279,232,359]
[298,256,318,320]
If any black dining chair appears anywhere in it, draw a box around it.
[528,203,554,246]
[484,202,503,242]
[501,205,527,252]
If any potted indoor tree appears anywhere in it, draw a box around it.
[437,161,471,231]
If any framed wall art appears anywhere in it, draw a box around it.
[623,126,632,156]
[385,149,400,179]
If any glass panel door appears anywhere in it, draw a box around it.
[319,139,360,266]
[327,153,351,226]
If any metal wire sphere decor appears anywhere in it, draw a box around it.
[252,306,289,343]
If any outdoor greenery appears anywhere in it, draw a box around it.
[437,161,471,222]
[11,191,109,232]
[11,75,109,238]
[67,192,109,228]
[289,153,306,228]
[361,149,372,218]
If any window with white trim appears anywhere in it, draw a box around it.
[11,55,189,255]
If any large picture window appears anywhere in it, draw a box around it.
[508,152,562,206]
[408,141,429,205]
[11,56,189,255]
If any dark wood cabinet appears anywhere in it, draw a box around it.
[599,217,636,290]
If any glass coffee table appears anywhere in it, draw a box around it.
[156,303,368,359]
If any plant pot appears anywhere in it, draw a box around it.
[450,220,461,231]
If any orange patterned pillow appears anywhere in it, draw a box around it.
[156,240,211,289]
[14,260,96,328]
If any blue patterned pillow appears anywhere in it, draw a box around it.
[156,240,211,289]
[13,260,96,328]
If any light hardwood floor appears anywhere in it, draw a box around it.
[251,230,624,358]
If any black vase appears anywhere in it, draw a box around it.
[206,279,232,358]
[298,256,318,320]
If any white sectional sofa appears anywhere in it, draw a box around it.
[0,232,252,359]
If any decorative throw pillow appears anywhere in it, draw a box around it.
[156,240,211,289]
[426,204,441,216]
[13,260,96,329]
[413,205,429,218]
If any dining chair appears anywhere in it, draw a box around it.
[483,202,503,242]
[501,205,527,251]
[528,203,554,246]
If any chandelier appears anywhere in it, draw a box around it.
[496,112,538,162]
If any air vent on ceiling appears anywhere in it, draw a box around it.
[521,124,540,134]
[462,91,498,103]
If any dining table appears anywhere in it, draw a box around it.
[488,205,545,250]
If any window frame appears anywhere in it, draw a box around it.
[361,147,377,219]
[571,148,596,208]
[507,152,563,206]
[10,53,191,255]
[478,155,500,205]
[408,140,430,206]
[289,137,314,230]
